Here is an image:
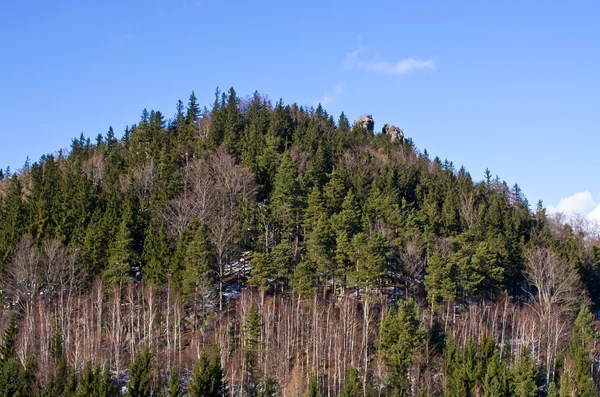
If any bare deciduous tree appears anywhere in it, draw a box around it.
[524,247,581,385]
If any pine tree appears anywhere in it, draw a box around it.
[127,348,154,397]
[0,314,18,362]
[166,366,182,397]
[270,150,301,238]
[510,347,538,397]
[142,222,170,286]
[307,375,319,397]
[243,303,262,389]
[181,223,215,301]
[188,351,211,397]
[256,377,278,397]
[424,252,456,312]
[559,304,597,397]
[482,353,509,397]
[377,298,425,393]
[103,207,135,286]
[222,87,245,154]
[339,366,361,397]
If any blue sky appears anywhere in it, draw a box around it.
[1,1,599,219]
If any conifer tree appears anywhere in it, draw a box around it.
[243,303,262,389]
[188,350,224,397]
[127,348,155,397]
[339,366,361,397]
[510,347,538,397]
[482,352,509,397]
[103,208,135,286]
[181,223,215,302]
[142,222,170,286]
[166,366,182,397]
[558,304,597,397]
[0,314,18,362]
[222,87,244,154]
[307,375,319,397]
[270,151,301,238]
[377,298,425,393]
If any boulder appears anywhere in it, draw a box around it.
[356,115,374,133]
[382,124,404,143]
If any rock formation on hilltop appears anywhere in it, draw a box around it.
[382,123,404,143]
[356,115,374,133]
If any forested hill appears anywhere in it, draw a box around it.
[0,88,599,396]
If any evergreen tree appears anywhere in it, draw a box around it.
[377,298,425,393]
[559,304,597,397]
[142,222,170,286]
[103,207,136,286]
[243,303,262,389]
[127,348,155,397]
[339,366,361,397]
[188,350,224,397]
[307,375,319,397]
[181,223,215,301]
[510,347,538,397]
[222,87,244,154]
[482,352,509,397]
[0,314,18,362]
[166,366,182,397]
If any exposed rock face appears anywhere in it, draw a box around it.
[382,124,404,143]
[356,115,374,133]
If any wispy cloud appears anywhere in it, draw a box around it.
[345,45,435,75]
[320,82,345,106]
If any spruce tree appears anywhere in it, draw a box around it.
[559,304,597,397]
[0,314,18,362]
[377,298,425,393]
[166,366,182,397]
[510,347,538,397]
[482,352,509,397]
[103,209,135,286]
[181,223,215,301]
[243,303,262,390]
[188,351,211,397]
[127,348,154,397]
[339,366,361,397]
[141,222,170,286]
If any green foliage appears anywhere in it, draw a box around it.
[307,375,318,397]
[482,353,509,397]
[510,347,538,397]
[377,299,425,393]
[0,357,36,397]
[0,314,18,362]
[558,305,598,397]
[188,349,224,397]
[243,303,262,385]
[76,363,118,397]
[339,366,361,397]
[103,206,136,286]
[127,348,155,397]
[142,222,170,286]
[166,367,182,397]
[181,223,215,300]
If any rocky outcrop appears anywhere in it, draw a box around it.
[356,115,374,133]
[382,124,404,143]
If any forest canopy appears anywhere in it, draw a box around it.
[0,88,598,396]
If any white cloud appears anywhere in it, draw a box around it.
[345,45,435,75]
[547,191,595,216]
[320,82,345,106]
[547,191,600,228]
[589,203,600,223]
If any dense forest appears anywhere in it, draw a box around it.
[0,88,598,396]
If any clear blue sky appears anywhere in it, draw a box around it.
[1,1,599,217]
